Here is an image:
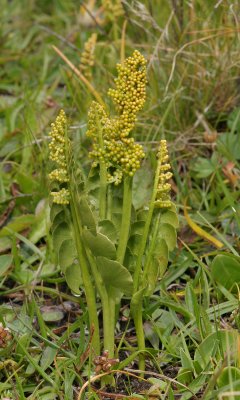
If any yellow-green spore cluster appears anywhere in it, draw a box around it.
[108,50,147,138]
[50,188,70,205]
[155,140,172,208]
[102,0,124,20]
[48,110,70,204]
[86,50,147,185]
[80,33,97,80]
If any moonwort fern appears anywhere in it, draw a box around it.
[48,50,178,375]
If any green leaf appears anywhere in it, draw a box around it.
[15,171,37,193]
[130,221,145,235]
[52,210,68,231]
[132,166,152,209]
[191,157,216,178]
[157,223,177,251]
[148,378,167,391]
[218,131,240,161]
[40,346,58,371]
[130,287,146,316]
[177,368,193,385]
[50,203,63,223]
[217,366,240,388]
[154,238,168,277]
[144,321,159,349]
[98,220,117,242]
[146,258,159,295]
[52,222,72,254]
[83,230,116,260]
[194,330,238,370]
[227,107,240,132]
[25,354,41,376]
[111,213,122,231]
[0,237,12,253]
[108,286,122,304]
[15,333,31,357]
[185,282,199,317]
[180,349,194,372]
[29,201,50,244]
[111,196,123,214]
[0,215,36,237]
[211,254,240,290]
[58,239,77,273]
[0,254,12,276]
[97,256,133,295]
[137,209,148,222]
[41,307,64,322]
[160,210,179,228]
[79,197,96,232]
[65,264,82,294]
[127,234,142,255]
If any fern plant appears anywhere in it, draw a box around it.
[48,50,178,374]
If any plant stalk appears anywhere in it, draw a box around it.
[117,176,132,264]
[97,115,108,220]
[133,307,146,372]
[133,159,162,293]
[131,157,162,372]
[99,161,107,220]
[70,196,100,355]
[108,295,116,357]
[85,249,115,358]
[142,214,160,283]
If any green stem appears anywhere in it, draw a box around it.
[117,176,132,264]
[142,214,160,283]
[102,295,116,386]
[86,249,115,358]
[107,184,112,220]
[108,295,116,357]
[70,196,100,355]
[96,111,107,220]
[131,159,162,372]
[133,307,145,372]
[133,159,162,293]
[86,253,115,386]
[133,216,161,374]
[99,161,107,220]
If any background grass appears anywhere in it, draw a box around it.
[0,1,240,399]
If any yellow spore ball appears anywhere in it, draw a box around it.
[51,188,70,205]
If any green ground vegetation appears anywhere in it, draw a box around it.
[0,1,240,399]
